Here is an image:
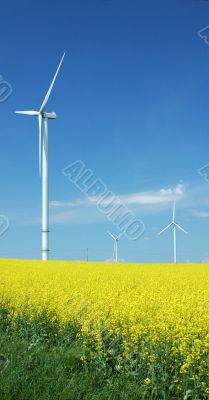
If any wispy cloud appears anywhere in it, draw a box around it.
[191,210,209,218]
[49,199,87,208]
[117,184,184,206]
[50,209,103,225]
[50,184,184,210]
[48,184,185,225]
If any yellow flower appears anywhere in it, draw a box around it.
[1,259,209,376]
[144,378,151,385]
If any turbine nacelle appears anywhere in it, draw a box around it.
[42,112,56,119]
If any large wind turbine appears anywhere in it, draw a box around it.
[15,53,65,260]
[107,231,122,263]
[158,201,187,263]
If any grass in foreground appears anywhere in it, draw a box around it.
[0,310,158,400]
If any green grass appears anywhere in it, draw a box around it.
[0,307,151,400]
[0,306,204,400]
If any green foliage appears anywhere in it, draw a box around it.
[0,306,209,400]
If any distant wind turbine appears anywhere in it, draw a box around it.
[107,231,122,263]
[158,201,187,263]
[15,53,65,260]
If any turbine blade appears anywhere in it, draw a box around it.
[38,114,42,176]
[39,52,65,113]
[107,231,115,240]
[172,200,176,222]
[158,222,173,235]
[15,110,39,116]
[175,223,188,234]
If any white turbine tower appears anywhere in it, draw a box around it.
[158,201,187,263]
[107,231,122,263]
[15,53,65,261]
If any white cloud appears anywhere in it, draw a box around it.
[191,209,209,218]
[50,183,184,210]
[160,183,184,196]
[49,198,92,208]
[119,184,184,205]
[50,209,102,225]
[47,184,185,225]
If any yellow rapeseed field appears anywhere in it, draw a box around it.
[1,259,209,390]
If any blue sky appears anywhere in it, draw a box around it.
[1,0,209,262]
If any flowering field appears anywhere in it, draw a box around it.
[1,259,209,399]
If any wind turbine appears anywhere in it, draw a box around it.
[158,201,187,263]
[15,53,65,260]
[107,231,122,263]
